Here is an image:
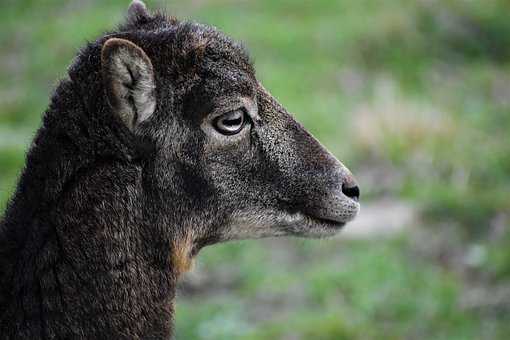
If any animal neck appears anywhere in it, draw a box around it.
[0,80,180,339]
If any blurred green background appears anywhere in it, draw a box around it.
[1,0,510,339]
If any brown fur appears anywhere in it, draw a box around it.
[171,232,195,276]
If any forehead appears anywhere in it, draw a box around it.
[187,22,254,73]
[198,62,255,100]
[177,23,252,70]
[175,22,256,97]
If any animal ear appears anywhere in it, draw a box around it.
[101,38,156,130]
[127,0,150,23]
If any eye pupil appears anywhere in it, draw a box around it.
[213,109,247,135]
[224,117,242,127]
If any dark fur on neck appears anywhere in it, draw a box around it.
[0,59,176,339]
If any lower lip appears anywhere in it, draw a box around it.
[307,215,346,229]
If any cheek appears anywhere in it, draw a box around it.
[213,160,280,212]
[201,121,252,154]
[176,162,214,203]
[202,127,284,207]
[204,149,252,199]
[203,127,255,172]
[163,131,217,207]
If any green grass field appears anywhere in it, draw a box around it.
[1,1,509,338]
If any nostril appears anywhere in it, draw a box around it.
[342,184,360,202]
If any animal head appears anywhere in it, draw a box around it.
[97,1,359,255]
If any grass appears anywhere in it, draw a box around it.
[175,238,510,339]
[1,0,509,338]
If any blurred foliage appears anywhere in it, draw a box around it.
[176,238,510,339]
[1,0,509,339]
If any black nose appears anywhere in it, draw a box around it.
[342,183,360,202]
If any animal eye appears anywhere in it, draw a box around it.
[213,109,247,135]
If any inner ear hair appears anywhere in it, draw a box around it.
[101,38,156,130]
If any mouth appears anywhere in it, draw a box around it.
[291,214,346,238]
[305,215,346,230]
[223,203,360,242]
[294,201,360,237]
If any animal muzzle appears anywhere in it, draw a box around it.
[310,165,360,225]
[284,123,361,226]
[256,83,360,227]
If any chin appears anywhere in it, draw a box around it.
[283,214,347,238]
[220,207,357,242]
